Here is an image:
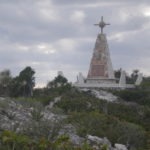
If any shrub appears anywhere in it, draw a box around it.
[68,112,147,150]
[0,131,95,150]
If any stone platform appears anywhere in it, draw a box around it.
[74,82,135,89]
[86,78,116,84]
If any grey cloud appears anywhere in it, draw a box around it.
[0,0,150,86]
[52,0,150,6]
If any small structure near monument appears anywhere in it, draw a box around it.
[119,70,126,87]
[74,17,142,89]
[135,73,143,86]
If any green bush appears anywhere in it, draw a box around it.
[0,130,95,150]
[113,89,150,106]
[0,130,30,150]
[16,96,53,106]
[68,112,147,150]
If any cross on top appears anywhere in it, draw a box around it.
[94,16,110,34]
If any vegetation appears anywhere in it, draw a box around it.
[55,89,149,150]
[68,112,146,149]
[47,75,68,88]
[0,66,35,97]
[0,69,12,96]
[0,130,94,150]
[114,69,139,84]
[10,66,35,97]
[0,67,150,149]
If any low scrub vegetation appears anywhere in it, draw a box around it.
[0,131,94,150]
[0,67,150,150]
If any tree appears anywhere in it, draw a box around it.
[114,69,121,79]
[0,69,12,96]
[18,66,35,97]
[140,76,150,90]
[54,75,68,86]
[114,69,121,83]
[126,69,139,84]
[10,66,35,97]
[47,75,68,88]
[131,69,139,82]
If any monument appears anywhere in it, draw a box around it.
[74,17,140,89]
[86,16,115,84]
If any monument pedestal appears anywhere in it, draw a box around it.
[86,78,116,84]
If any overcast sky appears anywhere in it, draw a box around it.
[0,0,150,87]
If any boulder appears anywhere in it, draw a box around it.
[87,135,112,149]
[114,143,128,150]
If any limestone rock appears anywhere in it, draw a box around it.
[87,135,112,150]
[0,97,64,132]
[46,96,61,109]
[114,143,128,150]
[91,89,118,102]
[59,124,84,146]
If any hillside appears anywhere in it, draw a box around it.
[0,84,149,150]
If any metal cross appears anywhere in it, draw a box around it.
[94,16,110,34]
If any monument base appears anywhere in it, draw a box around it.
[86,78,116,84]
[75,74,134,89]
[74,82,134,89]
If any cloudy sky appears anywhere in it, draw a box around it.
[0,0,150,87]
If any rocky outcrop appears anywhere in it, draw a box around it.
[0,97,64,132]
[46,96,61,109]
[114,144,128,150]
[0,97,128,150]
[59,124,84,146]
[81,88,118,102]
[87,135,128,150]
[91,89,118,101]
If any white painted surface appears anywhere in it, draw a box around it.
[119,70,126,86]
[135,73,143,86]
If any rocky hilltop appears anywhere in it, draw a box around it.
[0,87,149,150]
